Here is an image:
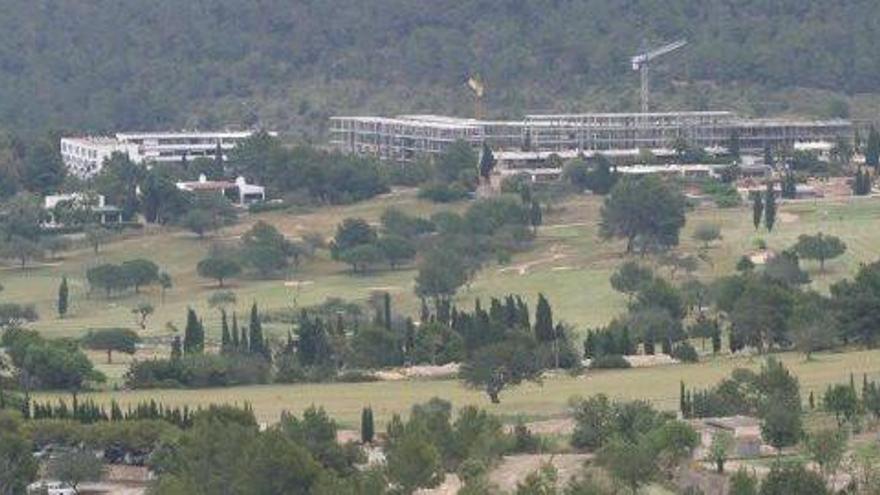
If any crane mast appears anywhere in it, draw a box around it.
[631,39,687,113]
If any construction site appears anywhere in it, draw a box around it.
[329,39,854,166]
[329,112,852,164]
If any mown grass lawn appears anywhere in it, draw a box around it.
[35,349,880,429]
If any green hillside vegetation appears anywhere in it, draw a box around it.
[0,0,878,137]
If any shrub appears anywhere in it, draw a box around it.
[336,370,380,383]
[589,355,631,370]
[125,354,270,389]
[671,342,699,363]
[418,182,469,203]
[511,421,541,454]
[247,200,287,214]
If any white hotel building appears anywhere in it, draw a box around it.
[60,131,269,178]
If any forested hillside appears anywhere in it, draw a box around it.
[2,0,879,137]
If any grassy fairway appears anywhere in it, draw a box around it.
[10,191,880,428]
[8,191,880,342]
[35,349,880,428]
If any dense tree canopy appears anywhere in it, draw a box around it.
[600,176,686,254]
[0,1,878,135]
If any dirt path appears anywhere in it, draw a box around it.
[498,244,571,276]
[489,453,593,491]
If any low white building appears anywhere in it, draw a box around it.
[42,193,123,227]
[61,130,274,179]
[176,175,265,206]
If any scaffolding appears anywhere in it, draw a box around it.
[329,112,852,163]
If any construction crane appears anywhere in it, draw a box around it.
[631,39,687,113]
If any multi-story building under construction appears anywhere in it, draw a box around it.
[329,111,852,163]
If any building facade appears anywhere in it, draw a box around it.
[61,131,271,178]
[329,112,852,163]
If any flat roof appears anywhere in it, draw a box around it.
[330,116,480,130]
[494,148,678,160]
[61,136,119,145]
[526,111,735,119]
[116,130,260,139]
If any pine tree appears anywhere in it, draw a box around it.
[249,302,264,356]
[231,312,240,350]
[183,308,204,354]
[383,292,392,331]
[764,181,777,232]
[58,275,69,318]
[361,406,375,444]
[752,192,763,230]
[220,309,231,354]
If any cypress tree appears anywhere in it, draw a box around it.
[534,293,554,342]
[764,181,777,232]
[866,125,880,169]
[249,302,263,355]
[781,171,797,199]
[479,142,496,180]
[644,333,655,355]
[529,201,543,233]
[404,318,415,364]
[621,326,633,355]
[214,142,223,170]
[231,312,240,351]
[420,298,430,323]
[284,330,293,353]
[183,308,204,354]
[517,297,530,329]
[584,331,595,358]
[220,309,231,354]
[763,145,774,167]
[809,391,815,410]
[58,276,69,318]
[711,327,721,354]
[679,381,686,416]
[170,336,182,360]
[752,192,763,230]
[383,292,392,331]
[728,130,741,160]
[361,406,375,444]
[240,326,249,353]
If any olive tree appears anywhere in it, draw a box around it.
[792,233,846,272]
